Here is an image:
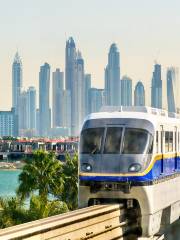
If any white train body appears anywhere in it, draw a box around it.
[78,106,180,236]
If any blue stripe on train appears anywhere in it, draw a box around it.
[79,156,180,183]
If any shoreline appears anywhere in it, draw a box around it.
[0,168,21,171]
[0,161,24,170]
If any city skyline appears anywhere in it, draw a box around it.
[1,0,180,109]
[0,38,180,137]
[2,44,179,110]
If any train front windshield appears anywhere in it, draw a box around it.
[80,127,152,155]
[80,127,153,173]
[80,128,104,154]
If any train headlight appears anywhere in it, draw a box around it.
[82,163,92,172]
[128,163,141,172]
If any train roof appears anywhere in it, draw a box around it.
[84,106,180,127]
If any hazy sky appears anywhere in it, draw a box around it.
[1,0,180,109]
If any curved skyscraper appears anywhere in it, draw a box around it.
[105,43,120,106]
[134,81,145,106]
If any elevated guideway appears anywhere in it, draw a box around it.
[0,204,165,240]
[0,204,137,240]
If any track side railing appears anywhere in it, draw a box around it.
[0,204,140,240]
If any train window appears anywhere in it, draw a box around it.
[80,128,104,154]
[122,128,150,154]
[156,131,159,153]
[104,127,123,154]
[148,136,154,154]
[175,128,177,152]
[169,132,173,152]
[165,132,169,152]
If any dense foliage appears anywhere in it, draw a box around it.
[0,197,28,228]
[61,152,78,210]
[0,150,78,229]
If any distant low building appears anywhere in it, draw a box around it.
[0,108,18,137]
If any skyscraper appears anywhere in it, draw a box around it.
[105,43,120,106]
[17,87,36,137]
[39,63,51,136]
[65,37,76,91]
[27,86,36,130]
[151,63,162,109]
[85,74,91,116]
[166,67,179,113]
[52,68,64,127]
[12,52,22,113]
[62,90,71,130]
[19,91,28,135]
[134,81,145,106]
[36,109,40,136]
[65,37,77,135]
[121,76,132,106]
[74,51,85,134]
[88,88,105,114]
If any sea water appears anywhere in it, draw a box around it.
[0,170,21,197]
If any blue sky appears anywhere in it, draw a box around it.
[1,0,180,109]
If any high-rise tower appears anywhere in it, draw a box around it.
[75,51,85,134]
[105,43,120,106]
[39,63,51,136]
[19,91,28,135]
[167,67,178,113]
[121,76,132,106]
[151,64,162,109]
[65,37,77,135]
[12,52,22,113]
[65,37,76,91]
[88,88,105,114]
[27,86,36,130]
[134,81,145,106]
[85,74,91,116]
[52,68,64,127]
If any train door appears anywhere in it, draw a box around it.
[160,125,164,174]
[174,126,178,170]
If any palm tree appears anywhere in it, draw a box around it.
[27,195,68,220]
[17,150,64,206]
[61,152,78,210]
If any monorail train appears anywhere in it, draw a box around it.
[78,106,180,237]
